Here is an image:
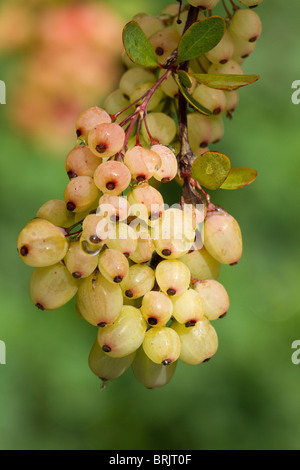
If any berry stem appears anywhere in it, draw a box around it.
[117,68,174,150]
[117,69,172,129]
[158,2,188,26]
[178,91,193,178]
[137,69,172,112]
[176,0,183,25]
[143,111,158,145]
[175,5,213,211]
[135,115,143,146]
[193,179,214,211]
[229,0,240,11]
[65,228,83,238]
[111,95,146,122]
[64,220,83,233]
[123,114,139,150]
[177,6,199,180]
[222,0,233,19]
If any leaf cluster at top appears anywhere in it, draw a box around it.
[122,15,258,191]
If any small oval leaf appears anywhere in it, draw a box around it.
[177,70,193,89]
[175,77,212,115]
[190,73,260,90]
[192,151,231,190]
[220,167,258,190]
[178,16,226,63]
[122,21,158,68]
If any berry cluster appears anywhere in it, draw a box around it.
[17,0,262,389]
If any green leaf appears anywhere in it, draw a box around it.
[191,151,231,190]
[220,167,258,190]
[175,77,212,115]
[122,21,158,68]
[178,16,225,63]
[189,73,260,90]
[177,70,193,89]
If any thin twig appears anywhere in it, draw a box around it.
[222,0,233,18]
[143,111,158,145]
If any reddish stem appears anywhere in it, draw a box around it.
[143,111,159,145]
[135,115,143,146]
[229,0,240,10]
[65,229,83,238]
[117,69,172,130]
[193,179,211,205]
[139,69,172,111]
[118,69,173,149]
[123,114,139,150]
[222,0,233,18]
[111,94,146,122]
[64,220,82,233]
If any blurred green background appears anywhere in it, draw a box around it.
[0,0,300,450]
